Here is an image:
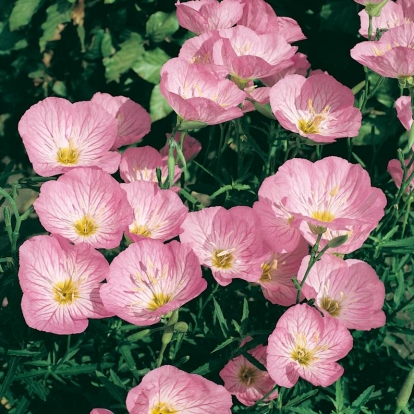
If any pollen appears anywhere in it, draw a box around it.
[56,140,79,165]
[130,223,151,238]
[212,249,234,269]
[73,215,98,237]
[291,345,315,367]
[150,402,177,414]
[238,365,259,386]
[147,292,172,311]
[329,185,339,197]
[259,259,278,282]
[311,210,335,223]
[320,296,342,317]
[297,99,330,135]
[53,279,80,305]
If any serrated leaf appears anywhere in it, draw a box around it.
[346,385,375,414]
[9,0,43,31]
[39,0,72,52]
[96,371,127,404]
[150,83,173,122]
[103,32,144,83]
[146,11,179,43]
[132,47,170,84]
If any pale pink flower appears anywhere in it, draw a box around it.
[90,410,114,414]
[91,92,151,149]
[271,157,387,254]
[261,53,310,87]
[269,74,361,143]
[176,0,244,35]
[267,303,353,388]
[277,16,306,43]
[257,238,309,306]
[242,84,270,113]
[126,365,232,413]
[122,181,188,242]
[219,343,277,406]
[179,206,264,286]
[214,26,297,81]
[351,23,414,79]
[119,146,182,185]
[388,158,414,193]
[299,254,386,330]
[253,175,304,254]
[395,95,412,131]
[237,0,279,35]
[160,58,246,125]
[398,0,414,21]
[34,168,133,249]
[19,235,111,335]
[159,132,202,165]
[100,239,206,326]
[18,97,120,177]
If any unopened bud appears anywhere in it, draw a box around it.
[308,223,327,235]
[365,0,388,17]
[178,120,208,131]
[174,322,188,333]
[327,234,349,249]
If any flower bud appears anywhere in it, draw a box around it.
[308,223,327,235]
[327,235,349,248]
[174,321,189,333]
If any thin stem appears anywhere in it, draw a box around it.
[156,310,179,368]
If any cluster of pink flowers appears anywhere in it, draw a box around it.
[15,0,393,411]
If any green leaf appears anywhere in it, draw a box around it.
[284,389,319,408]
[9,0,43,31]
[352,113,397,146]
[146,11,179,43]
[211,337,238,353]
[286,406,319,414]
[132,47,170,84]
[240,298,249,337]
[101,30,114,58]
[191,357,229,376]
[39,0,72,52]
[213,297,229,337]
[103,32,144,83]
[150,83,173,122]
[0,21,27,53]
[346,385,375,414]
[0,356,19,398]
[96,371,127,404]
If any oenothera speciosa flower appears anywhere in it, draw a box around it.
[19,235,111,334]
[267,304,353,388]
[351,23,414,80]
[126,365,232,413]
[269,73,362,143]
[34,168,133,249]
[256,238,309,307]
[388,158,414,193]
[298,254,386,330]
[175,0,244,35]
[259,156,387,254]
[219,342,278,406]
[180,206,264,286]
[160,58,246,125]
[18,97,120,176]
[395,96,413,131]
[122,181,188,243]
[100,239,206,326]
[90,92,151,149]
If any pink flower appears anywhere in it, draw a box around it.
[126,365,232,413]
[396,96,413,131]
[267,303,353,388]
[350,23,414,79]
[277,16,306,43]
[270,157,387,254]
[34,168,133,249]
[160,58,246,125]
[90,410,114,414]
[299,254,386,330]
[19,235,111,335]
[219,343,278,406]
[237,0,279,35]
[269,74,362,143]
[388,158,414,193]
[261,53,310,87]
[179,206,264,286]
[18,97,120,177]
[257,238,309,306]
[122,181,188,242]
[119,146,182,185]
[176,0,244,35]
[100,239,206,326]
[91,92,151,149]
[214,26,297,81]
[159,132,202,165]
[398,0,414,20]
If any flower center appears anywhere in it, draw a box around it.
[130,223,151,238]
[212,249,234,269]
[320,296,342,317]
[151,402,177,414]
[238,365,259,386]
[291,345,315,367]
[298,99,330,135]
[259,259,278,282]
[147,293,172,311]
[52,279,79,305]
[311,210,335,223]
[56,140,79,165]
[73,215,98,237]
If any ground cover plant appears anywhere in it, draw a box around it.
[1,0,414,413]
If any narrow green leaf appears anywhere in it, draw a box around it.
[211,337,238,353]
[0,356,19,397]
[96,371,127,404]
[119,344,142,381]
[241,351,266,372]
[9,0,43,31]
[191,357,229,376]
[240,298,249,337]
[150,83,173,122]
[126,328,151,342]
[25,378,49,401]
[132,48,170,84]
[286,407,319,414]
[284,389,319,408]
[346,385,375,414]
[146,11,179,43]
[109,369,127,390]
[213,298,229,337]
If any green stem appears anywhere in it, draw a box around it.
[401,194,413,238]
[156,310,179,368]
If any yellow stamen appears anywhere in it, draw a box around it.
[297,99,330,135]
[73,215,98,237]
[291,345,315,367]
[320,296,342,317]
[212,249,233,269]
[147,292,172,311]
[56,140,79,165]
[52,279,80,305]
[259,259,278,282]
[150,402,177,414]
[130,223,151,238]
[311,210,335,223]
